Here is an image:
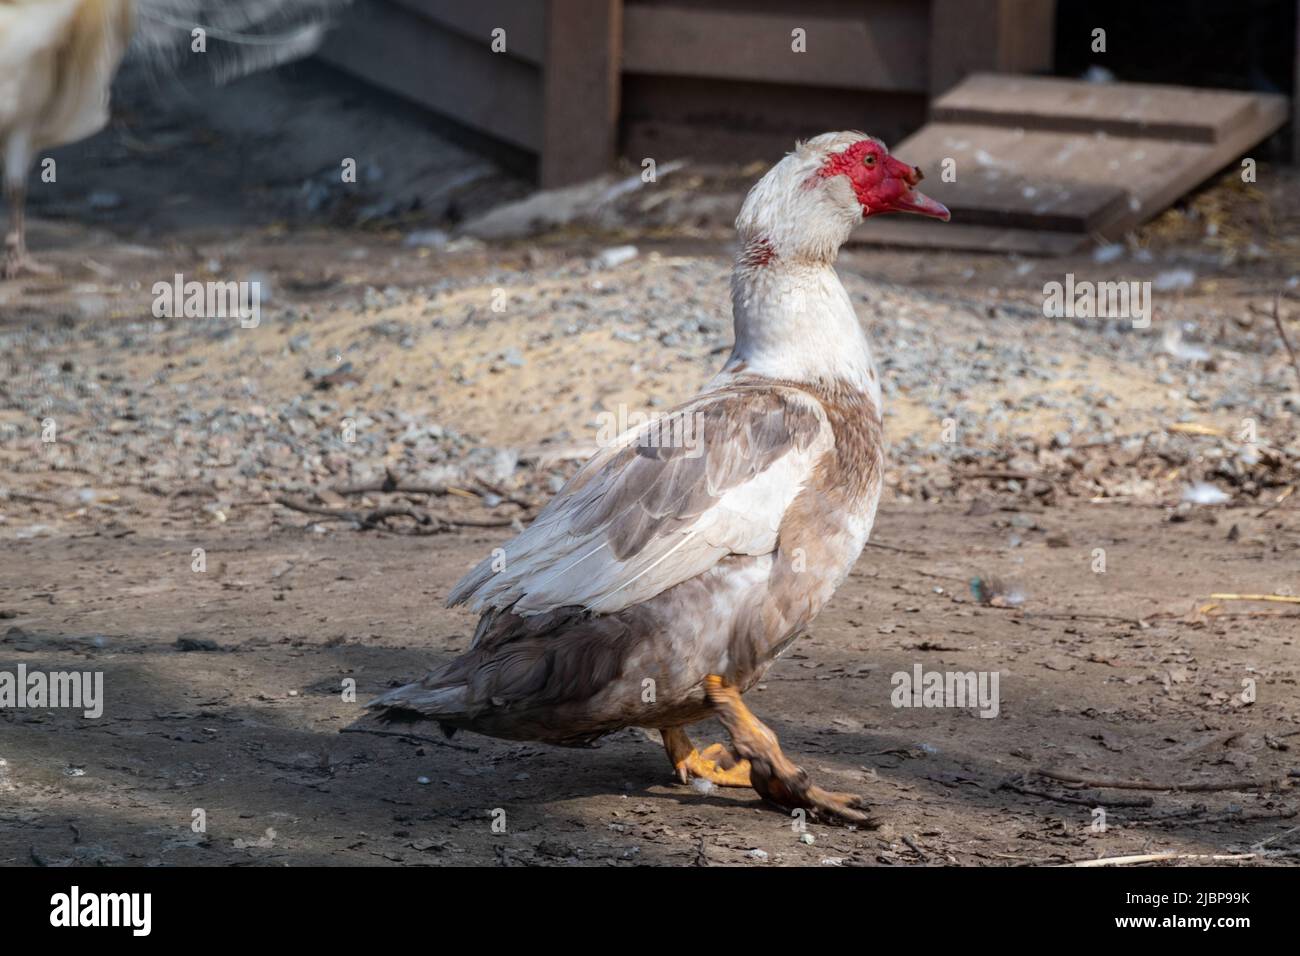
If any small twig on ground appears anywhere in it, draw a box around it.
[1256,485,1295,518]
[1167,422,1225,437]
[333,467,534,509]
[1000,779,1154,808]
[7,492,61,505]
[1145,808,1296,827]
[865,540,928,556]
[1204,610,1300,620]
[1252,823,1300,850]
[1016,611,1148,628]
[443,515,522,528]
[1173,730,1242,759]
[340,726,479,753]
[275,495,435,529]
[472,476,537,510]
[914,569,968,585]
[334,482,448,496]
[274,495,517,532]
[900,835,928,860]
[1064,852,1258,867]
[1208,593,1300,605]
[1271,294,1300,393]
[1034,768,1292,793]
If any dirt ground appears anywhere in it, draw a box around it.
[3,226,1298,866]
[1,499,1297,866]
[2,69,1300,865]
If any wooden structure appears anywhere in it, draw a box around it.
[1295,0,1300,161]
[320,0,1055,186]
[858,73,1289,253]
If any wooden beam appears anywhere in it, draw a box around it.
[319,0,542,151]
[997,0,1055,77]
[621,74,926,165]
[930,0,996,97]
[1295,0,1300,161]
[932,73,1258,143]
[929,0,1055,97]
[622,4,929,94]
[389,0,546,65]
[541,0,622,187]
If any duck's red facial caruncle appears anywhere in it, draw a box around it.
[815,139,950,221]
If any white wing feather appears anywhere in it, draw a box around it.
[449,386,831,619]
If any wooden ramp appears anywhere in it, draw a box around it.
[857,74,1289,254]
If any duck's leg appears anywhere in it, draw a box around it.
[660,726,752,787]
[4,183,54,279]
[704,675,875,825]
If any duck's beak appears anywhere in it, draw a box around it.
[891,187,951,221]
[885,163,951,221]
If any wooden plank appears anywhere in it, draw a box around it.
[890,123,1144,231]
[892,121,1251,234]
[861,87,1287,248]
[541,0,622,187]
[621,74,925,165]
[932,73,1260,143]
[622,3,929,93]
[389,0,546,64]
[319,0,542,151]
[1091,93,1289,236]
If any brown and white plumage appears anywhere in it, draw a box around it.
[448,385,829,617]
[0,0,347,277]
[369,132,950,821]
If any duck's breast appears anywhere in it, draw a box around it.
[725,379,885,685]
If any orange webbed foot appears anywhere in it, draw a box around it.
[661,728,753,788]
[702,674,878,826]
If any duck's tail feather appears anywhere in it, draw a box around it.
[365,680,468,720]
[445,553,495,609]
[348,673,469,741]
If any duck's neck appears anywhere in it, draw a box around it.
[717,241,881,408]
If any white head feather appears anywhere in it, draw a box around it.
[735,132,882,265]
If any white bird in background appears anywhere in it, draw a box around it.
[0,0,348,278]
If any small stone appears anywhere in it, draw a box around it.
[175,635,220,652]
[596,245,639,269]
[403,229,449,249]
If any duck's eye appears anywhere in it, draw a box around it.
[863,154,876,167]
